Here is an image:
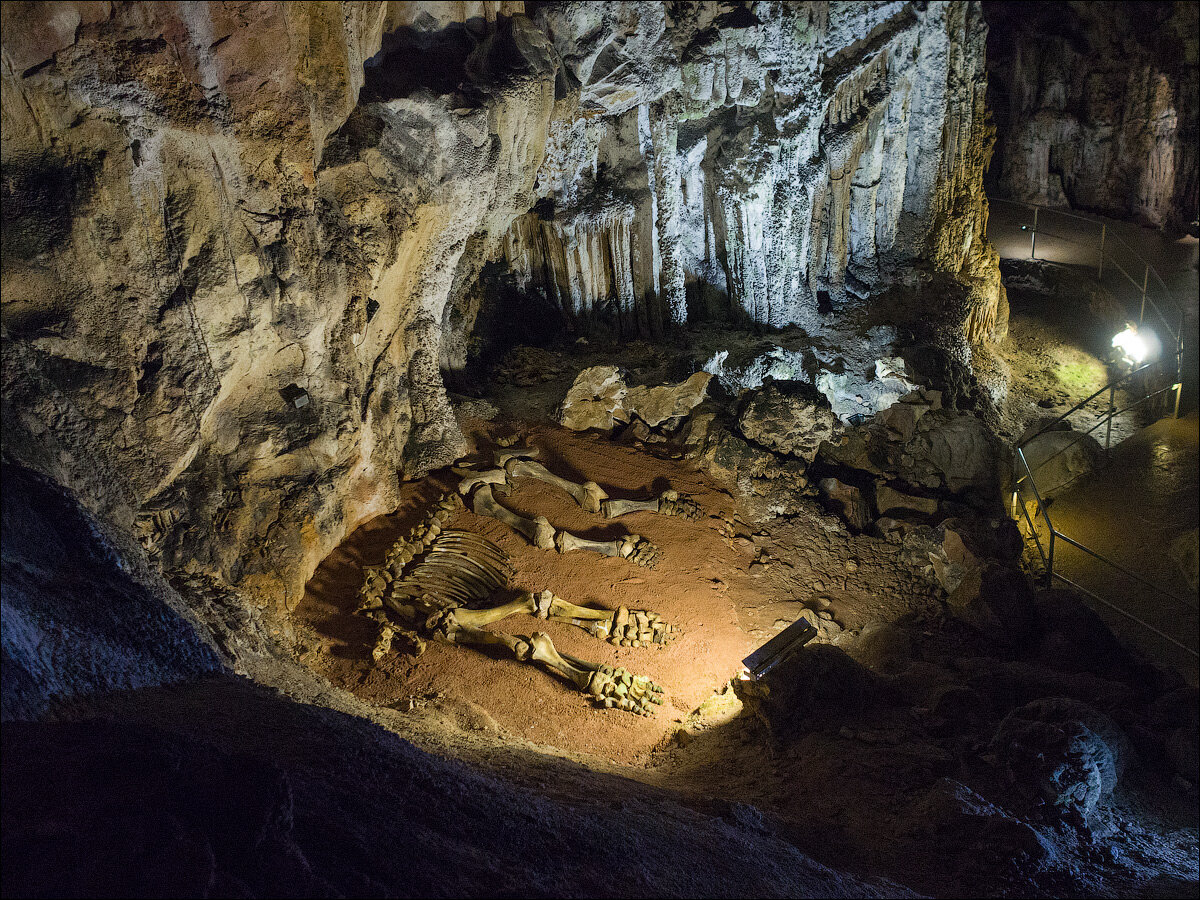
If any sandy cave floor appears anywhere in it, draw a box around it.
[304,421,784,765]
[285,325,1199,896]
[294,304,1159,771]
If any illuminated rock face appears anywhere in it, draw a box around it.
[0,2,999,625]
[986,1,1199,228]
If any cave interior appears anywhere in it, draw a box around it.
[2,1,1199,897]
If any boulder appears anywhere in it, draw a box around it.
[1017,429,1102,498]
[736,381,841,462]
[875,388,940,442]
[624,372,712,427]
[558,368,712,433]
[558,366,628,432]
[875,483,938,517]
[819,477,872,532]
[993,697,1130,820]
[894,410,999,495]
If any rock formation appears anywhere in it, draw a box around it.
[1,1,1002,658]
[986,0,1199,228]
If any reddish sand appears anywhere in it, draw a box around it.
[298,422,763,765]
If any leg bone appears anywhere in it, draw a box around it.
[602,490,701,520]
[505,458,608,513]
[471,484,556,549]
[554,529,660,568]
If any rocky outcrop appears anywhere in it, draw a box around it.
[503,2,1003,337]
[0,2,1002,652]
[986,1,1199,228]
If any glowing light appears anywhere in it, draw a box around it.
[1112,323,1155,366]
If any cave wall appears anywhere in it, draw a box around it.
[985,0,1199,228]
[1,1,1001,657]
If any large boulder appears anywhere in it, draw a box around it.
[993,697,1130,820]
[1017,428,1103,498]
[624,372,712,427]
[893,410,999,495]
[699,426,810,520]
[558,365,629,432]
[736,381,841,462]
[558,367,711,433]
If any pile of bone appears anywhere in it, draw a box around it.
[588,664,665,715]
[607,606,675,647]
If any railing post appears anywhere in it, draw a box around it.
[1105,383,1115,453]
[1046,528,1055,588]
[1139,264,1148,323]
[1031,206,1038,259]
[1097,223,1106,277]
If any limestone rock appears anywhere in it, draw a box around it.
[623,372,712,428]
[987,1,1198,228]
[993,698,1130,820]
[819,478,872,532]
[1017,429,1103,498]
[559,368,711,433]
[558,366,629,432]
[875,484,939,518]
[894,411,1000,496]
[737,381,841,462]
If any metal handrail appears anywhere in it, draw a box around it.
[1016,349,1183,464]
[1013,448,1199,659]
[989,197,1187,346]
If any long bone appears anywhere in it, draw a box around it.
[602,489,701,520]
[471,484,556,549]
[555,530,660,568]
[456,468,509,496]
[493,446,540,467]
[504,458,608,513]
[527,634,663,715]
[428,612,532,659]
[526,590,676,645]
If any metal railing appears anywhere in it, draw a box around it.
[995,198,1197,663]
[1012,444,1198,661]
[990,197,1188,358]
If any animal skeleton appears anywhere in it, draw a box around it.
[357,493,673,716]
[459,448,703,567]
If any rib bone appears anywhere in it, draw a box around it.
[505,458,609,513]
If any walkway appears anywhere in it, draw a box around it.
[989,197,1200,683]
[987,198,1199,411]
[1044,414,1199,684]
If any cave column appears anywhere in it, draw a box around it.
[649,97,687,327]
